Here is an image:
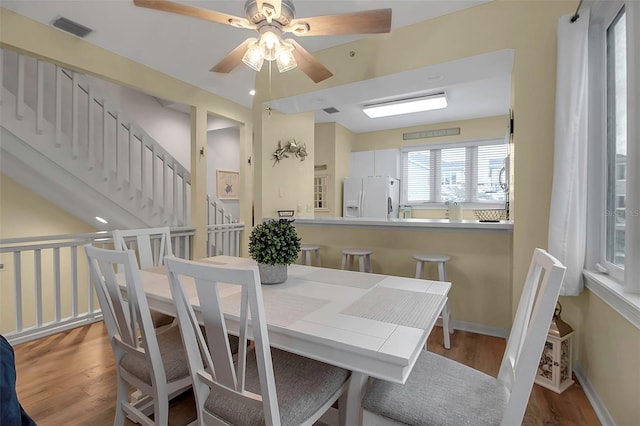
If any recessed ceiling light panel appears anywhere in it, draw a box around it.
[363,93,447,118]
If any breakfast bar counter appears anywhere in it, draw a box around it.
[291,216,513,232]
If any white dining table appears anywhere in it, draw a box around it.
[136,255,450,425]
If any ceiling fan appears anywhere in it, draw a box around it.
[133,0,392,83]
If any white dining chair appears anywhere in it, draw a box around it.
[85,245,192,426]
[362,248,566,426]
[113,227,175,328]
[165,256,351,426]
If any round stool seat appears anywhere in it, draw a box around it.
[299,244,321,266]
[341,248,373,273]
[301,244,320,251]
[342,248,373,256]
[413,253,451,263]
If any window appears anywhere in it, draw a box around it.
[402,138,508,206]
[314,174,328,210]
[604,7,627,271]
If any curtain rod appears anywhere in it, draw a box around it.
[570,0,584,22]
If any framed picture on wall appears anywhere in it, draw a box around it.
[216,170,239,200]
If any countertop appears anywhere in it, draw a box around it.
[288,217,513,232]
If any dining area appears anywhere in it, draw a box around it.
[9,223,566,426]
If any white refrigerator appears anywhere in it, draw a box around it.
[343,176,400,218]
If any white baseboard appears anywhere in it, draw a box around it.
[574,364,616,426]
[445,319,510,339]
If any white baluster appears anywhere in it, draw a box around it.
[88,87,95,170]
[54,247,61,322]
[72,245,78,318]
[129,126,135,199]
[173,162,178,225]
[36,60,44,134]
[34,249,42,327]
[71,72,79,159]
[55,66,63,147]
[152,144,157,209]
[16,54,24,120]
[13,252,23,332]
[141,137,147,205]
[115,114,122,189]
[162,154,168,220]
[102,100,109,180]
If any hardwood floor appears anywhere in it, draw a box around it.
[12,322,600,425]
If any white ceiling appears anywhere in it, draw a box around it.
[2,0,512,133]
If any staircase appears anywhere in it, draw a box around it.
[1,48,204,229]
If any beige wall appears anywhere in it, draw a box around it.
[0,175,96,333]
[561,293,640,424]
[314,122,354,217]
[296,225,513,329]
[255,109,315,219]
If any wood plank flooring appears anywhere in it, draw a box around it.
[12,323,600,425]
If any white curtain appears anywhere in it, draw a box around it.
[548,10,590,296]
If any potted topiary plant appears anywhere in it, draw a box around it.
[248,218,301,284]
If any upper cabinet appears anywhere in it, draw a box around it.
[349,149,400,179]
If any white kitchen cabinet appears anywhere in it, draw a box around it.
[349,149,400,179]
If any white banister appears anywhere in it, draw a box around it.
[141,137,148,203]
[36,59,44,134]
[16,54,24,120]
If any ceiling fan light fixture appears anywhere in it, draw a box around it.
[242,39,264,71]
[362,93,448,118]
[276,41,297,72]
[259,31,281,61]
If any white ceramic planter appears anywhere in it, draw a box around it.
[258,263,287,284]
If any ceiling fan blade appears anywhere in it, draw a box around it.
[288,39,333,83]
[210,39,254,73]
[285,9,392,36]
[133,0,254,29]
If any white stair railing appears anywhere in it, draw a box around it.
[1,48,192,226]
[0,224,243,345]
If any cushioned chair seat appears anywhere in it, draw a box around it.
[150,310,175,328]
[362,351,509,426]
[204,348,350,426]
[120,326,190,386]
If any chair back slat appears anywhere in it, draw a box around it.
[113,227,173,268]
[85,245,167,389]
[498,248,566,425]
[165,256,282,425]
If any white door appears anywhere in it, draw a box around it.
[349,151,375,178]
[343,177,363,217]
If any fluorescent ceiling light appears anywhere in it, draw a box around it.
[362,93,447,118]
[95,216,108,224]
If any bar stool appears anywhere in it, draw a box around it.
[413,253,454,349]
[341,248,373,273]
[300,244,321,266]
